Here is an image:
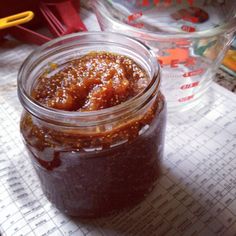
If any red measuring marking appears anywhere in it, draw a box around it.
[183,68,204,77]
[128,22,144,28]
[158,55,197,68]
[180,81,199,90]
[182,15,199,23]
[128,12,142,22]
[172,7,209,24]
[158,48,189,66]
[185,57,197,67]
[181,25,196,32]
[170,59,179,68]
[178,95,194,102]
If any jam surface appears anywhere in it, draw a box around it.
[32,52,149,111]
[21,52,166,217]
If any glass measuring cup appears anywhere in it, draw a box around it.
[92,0,236,111]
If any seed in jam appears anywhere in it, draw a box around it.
[32,52,149,111]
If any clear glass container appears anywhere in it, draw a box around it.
[18,32,166,217]
[92,0,236,111]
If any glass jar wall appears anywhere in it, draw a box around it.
[18,32,166,217]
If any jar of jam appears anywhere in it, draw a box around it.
[18,32,166,217]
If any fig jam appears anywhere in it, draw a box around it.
[31,52,149,112]
[20,51,166,217]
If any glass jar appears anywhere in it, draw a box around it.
[18,32,166,217]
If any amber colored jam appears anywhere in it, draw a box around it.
[31,52,149,111]
[20,52,166,217]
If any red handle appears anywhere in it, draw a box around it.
[9,25,51,45]
[40,0,87,37]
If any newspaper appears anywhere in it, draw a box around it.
[1,9,236,236]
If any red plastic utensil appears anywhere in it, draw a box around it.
[40,0,87,37]
[40,4,66,36]
[8,25,51,45]
[0,0,86,45]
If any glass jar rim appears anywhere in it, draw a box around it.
[93,0,236,39]
[18,32,161,126]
